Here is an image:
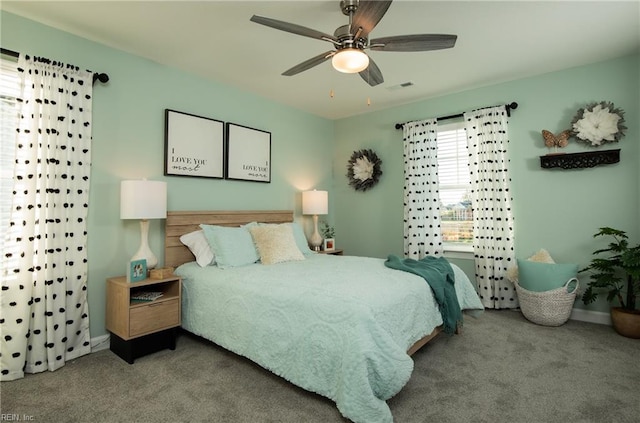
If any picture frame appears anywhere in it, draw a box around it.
[127,259,147,283]
[164,109,225,179]
[323,238,335,252]
[225,122,271,183]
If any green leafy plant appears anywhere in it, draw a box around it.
[320,221,335,239]
[581,227,640,311]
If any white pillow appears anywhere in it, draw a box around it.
[249,224,305,265]
[528,249,555,263]
[179,230,215,267]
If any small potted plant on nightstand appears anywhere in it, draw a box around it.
[320,221,335,251]
[582,227,640,338]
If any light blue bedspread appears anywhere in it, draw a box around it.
[176,254,483,423]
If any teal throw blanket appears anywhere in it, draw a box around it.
[385,255,462,334]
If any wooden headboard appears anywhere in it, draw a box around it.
[164,210,294,269]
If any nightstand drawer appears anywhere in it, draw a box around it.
[129,298,180,337]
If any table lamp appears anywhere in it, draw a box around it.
[120,179,167,269]
[302,190,328,251]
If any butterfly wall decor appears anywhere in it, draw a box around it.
[542,129,570,153]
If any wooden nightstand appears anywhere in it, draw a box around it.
[106,274,181,364]
[319,249,344,256]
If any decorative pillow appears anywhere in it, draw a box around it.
[258,222,313,256]
[179,230,215,267]
[506,248,555,282]
[200,224,259,269]
[517,260,578,292]
[249,224,305,265]
[527,248,555,264]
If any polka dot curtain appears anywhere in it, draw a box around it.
[463,106,517,309]
[1,55,93,381]
[402,119,443,258]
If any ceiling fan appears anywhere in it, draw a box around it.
[250,0,457,87]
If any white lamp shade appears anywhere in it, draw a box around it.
[332,49,370,74]
[302,190,328,215]
[120,180,167,220]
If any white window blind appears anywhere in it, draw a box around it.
[1,55,19,281]
[437,121,473,252]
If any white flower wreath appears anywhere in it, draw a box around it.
[571,101,626,146]
[346,149,382,192]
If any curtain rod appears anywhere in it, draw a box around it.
[1,47,109,85]
[394,101,518,130]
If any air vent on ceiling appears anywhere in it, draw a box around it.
[387,81,414,91]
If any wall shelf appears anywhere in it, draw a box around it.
[540,149,620,169]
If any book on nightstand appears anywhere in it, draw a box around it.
[131,291,164,302]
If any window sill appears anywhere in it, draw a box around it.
[443,249,474,260]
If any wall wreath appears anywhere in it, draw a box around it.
[346,149,382,192]
[571,101,626,146]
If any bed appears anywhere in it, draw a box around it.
[165,210,483,423]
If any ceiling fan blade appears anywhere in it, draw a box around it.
[250,15,337,42]
[359,57,384,87]
[350,1,393,38]
[370,34,457,52]
[282,51,335,76]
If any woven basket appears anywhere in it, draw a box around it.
[514,278,579,326]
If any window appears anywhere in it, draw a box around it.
[1,55,19,282]
[437,121,473,252]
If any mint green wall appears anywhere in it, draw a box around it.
[1,12,335,337]
[334,54,639,313]
[3,10,638,336]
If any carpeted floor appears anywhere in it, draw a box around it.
[1,310,638,423]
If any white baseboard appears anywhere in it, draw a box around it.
[570,308,611,326]
[91,334,110,352]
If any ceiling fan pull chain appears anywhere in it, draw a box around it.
[330,89,335,98]
[365,66,372,105]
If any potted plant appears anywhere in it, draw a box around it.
[320,221,335,239]
[320,221,335,251]
[582,227,640,338]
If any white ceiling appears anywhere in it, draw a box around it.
[3,1,639,120]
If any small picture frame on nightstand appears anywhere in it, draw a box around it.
[323,238,335,252]
[127,259,147,283]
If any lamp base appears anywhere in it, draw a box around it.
[309,215,323,252]
[132,220,158,269]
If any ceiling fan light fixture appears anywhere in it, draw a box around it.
[332,49,369,73]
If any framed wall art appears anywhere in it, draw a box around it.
[225,122,271,183]
[164,109,225,179]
